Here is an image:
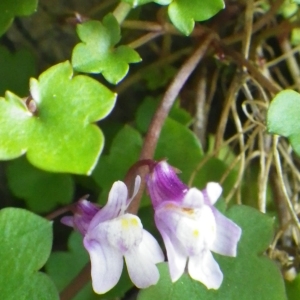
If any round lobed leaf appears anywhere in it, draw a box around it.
[0,0,38,36]
[72,14,141,84]
[0,61,116,174]
[267,89,300,156]
[0,208,58,299]
[168,0,225,35]
[7,157,74,213]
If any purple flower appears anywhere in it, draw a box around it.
[146,161,242,289]
[61,176,164,294]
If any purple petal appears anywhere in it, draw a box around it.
[124,231,164,288]
[60,216,74,228]
[76,199,100,218]
[210,207,242,256]
[181,188,204,208]
[89,181,128,229]
[202,182,222,205]
[147,161,188,208]
[83,237,123,294]
[126,176,141,206]
[155,212,187,282]
[188,249,223,289]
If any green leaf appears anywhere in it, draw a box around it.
[136,96,193,133]
[0,47,36,96]
[168,0,225,35]
[92,125,143,204]
[6,157,74,213]
[286,274,300,300]
[143,65,177,91]
[122,0,171,8]
[267,89,300,156]
[0,61,116,174]
[139,205,287,300]
[0,0,38,36]
[155,118,203,181]
[46,231,133,299]
[0,208,58,300]
[72,14,141,84]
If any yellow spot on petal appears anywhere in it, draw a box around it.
[130,218,139,227]
[121,219,129,229]
[193,229,199,237]
[182,208,194,215]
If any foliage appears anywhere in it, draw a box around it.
[0,208,58,299]
[1,0,300,299]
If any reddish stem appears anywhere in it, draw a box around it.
[128,33,215,214]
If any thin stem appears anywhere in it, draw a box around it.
[113,2,131,24]
[60,263,91,300]
[273,136,300,231]
[127,32,163,49]
[46,204,73,220]
[127,33,215,214]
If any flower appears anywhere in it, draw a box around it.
[61,176,164,294]
[146,161,242,290]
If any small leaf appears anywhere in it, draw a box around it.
[72,14,141,84]
[0,0,38,36]
[139,205,287,300]
[267,89,300,156]
[168,0,225,35]
[0,208,58,299]
[0,46,36,96]
[46,231,133,299]
[6,156,74,213]
[0,61,116,174]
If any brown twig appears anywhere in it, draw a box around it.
[127,32,216,214]
[60,263,91,300]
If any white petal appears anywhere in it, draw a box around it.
[83,237,123,294]
[181,188,204,208]
[124,232,163,288]
[89,181,128,229]
[105,214,143,253]
[209,207,242,257]
[140,230,165,264]
[126,175,141,206]
[155,214,187,282]
[188,249,223,289]
[205,182,222,205]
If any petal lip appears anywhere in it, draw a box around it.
[60,216,74,227]
[84,237,123,294]
[181,187,204,208]
[124,230,164,288]
[89,180,128,229]
[202,182,222,205]
[188,249,223,290]
[210,207,242,257]
[126,175,141,206]
[155,211,187,282]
